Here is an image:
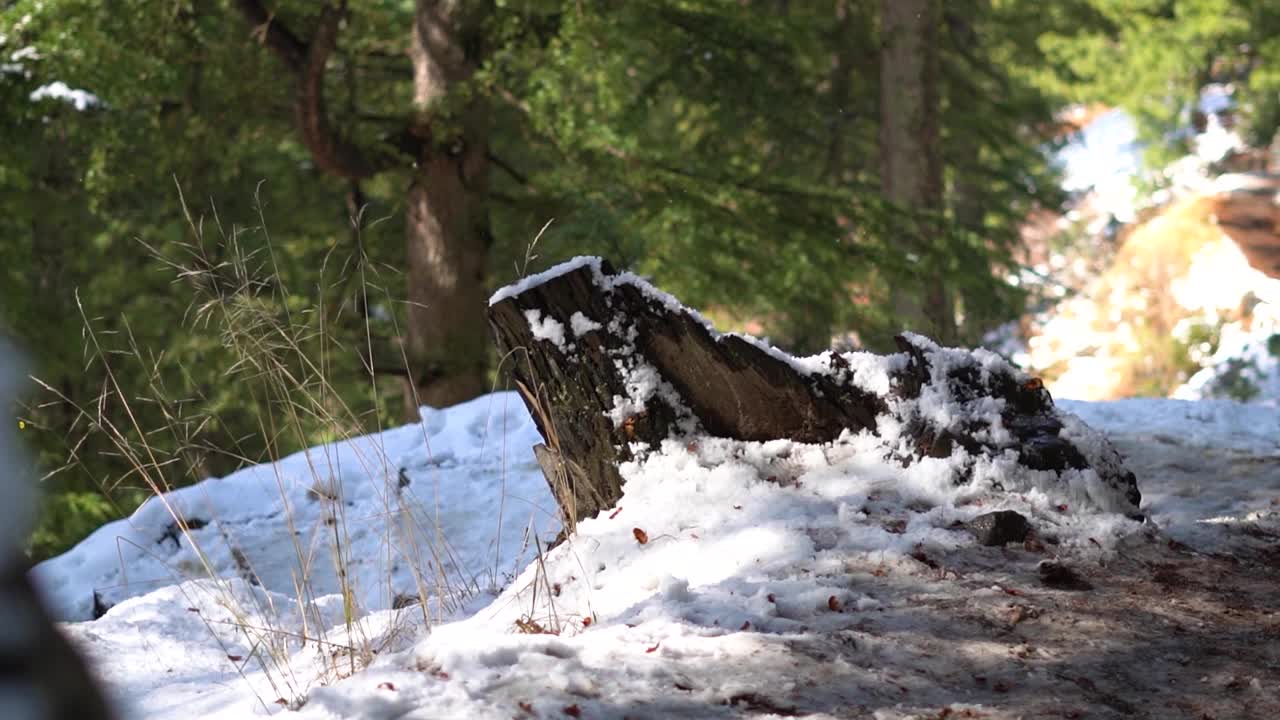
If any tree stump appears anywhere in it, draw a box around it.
[487,257,1141,529]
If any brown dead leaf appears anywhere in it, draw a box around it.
[633,527,649,544]
[515,617,552,634]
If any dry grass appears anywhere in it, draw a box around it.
[32,184,515,709]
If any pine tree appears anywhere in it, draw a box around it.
[2,0,1090,556]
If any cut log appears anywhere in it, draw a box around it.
[487,257,1141,529]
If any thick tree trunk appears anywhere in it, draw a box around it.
[236,0,494,414]
[879,0,955,345]
[488,258,1142,530]
[402,0,491,412]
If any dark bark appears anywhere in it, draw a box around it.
[488,259,1142,529]
[401,0,490,411]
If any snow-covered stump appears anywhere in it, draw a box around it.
[488,257,1142,529]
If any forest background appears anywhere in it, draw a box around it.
[2,0,1277,560]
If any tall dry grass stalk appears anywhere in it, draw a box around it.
[34,183,529,708]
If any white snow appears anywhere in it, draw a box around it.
[9,45,39,62]
[33,392,560,623]
[523,309,567,349]
[37,385,1280,718]
[1059,398,1280,552]
[569,312,602,338]
[29,80,100,111]
[488,256,601,306]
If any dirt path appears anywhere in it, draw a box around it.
[652,430,1280,719]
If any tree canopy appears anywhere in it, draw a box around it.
[5,0,1268,559]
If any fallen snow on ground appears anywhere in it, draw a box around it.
[37,371,1280,718]
[34,391,559,624]
[1060,398,1280,552]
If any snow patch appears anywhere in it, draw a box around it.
[569,311,602,337]
[488,256,601,306]
[33,392,559,622]
[523,308,567,349]
[30,81,100,111]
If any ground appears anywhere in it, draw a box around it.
[31,391,1276,720]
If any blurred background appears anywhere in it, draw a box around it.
[1,0,1277,561]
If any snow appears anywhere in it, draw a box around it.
[488,256,601,306]
[9,45,39,62]
[569,312,602,338]
[524,308,567,349]
[36,384,1280,718]
[23,306,1280,718]
[1060,398,1280,555]
[33,392,560,623]
[29,81,100,111]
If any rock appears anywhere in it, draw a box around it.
[968,510,1032,546]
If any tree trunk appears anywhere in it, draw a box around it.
[403,0,491,412]
[488,258,1142,530]
[879,0,955,344]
